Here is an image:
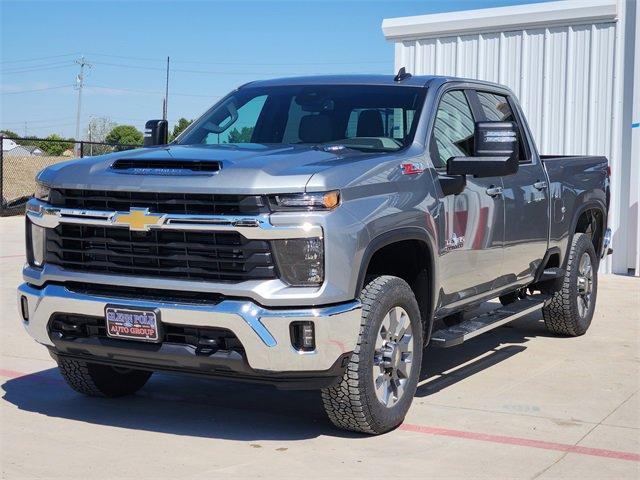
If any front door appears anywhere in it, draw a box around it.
[430,89,505,306]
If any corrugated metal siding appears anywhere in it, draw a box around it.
[394,22,617,158]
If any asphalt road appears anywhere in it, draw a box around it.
[1,215,638,479]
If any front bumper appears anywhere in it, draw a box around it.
[18,283,362,377]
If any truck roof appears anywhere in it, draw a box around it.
[242,74,508,90]
[243,74,437,88]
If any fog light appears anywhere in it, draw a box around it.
[20,296,29,322]
[290,321,315,351]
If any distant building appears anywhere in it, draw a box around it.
[23,146,44,156]
[4,145,35,156]
[383,0,639,275]
[1,138,18,151]
[1,138,44,156]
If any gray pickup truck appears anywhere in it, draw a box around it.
[19,72,611,434]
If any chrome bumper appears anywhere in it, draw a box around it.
[18,283,362,373]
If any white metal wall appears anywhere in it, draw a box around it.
[393,23,617,158]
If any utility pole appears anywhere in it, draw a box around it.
[163,56,170,120]
[74,56,91,147]
[23,122,27,137]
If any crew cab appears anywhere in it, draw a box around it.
[19,72,611,434]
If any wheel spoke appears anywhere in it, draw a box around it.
[388,308,399,339]
[397,354,412,378]
[395,378,406,400]
[398,331,413,353]
[395,310,409,338]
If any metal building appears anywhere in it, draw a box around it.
[383,0,639,275]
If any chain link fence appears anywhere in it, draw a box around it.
[0,136,140,216]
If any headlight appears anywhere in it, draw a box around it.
[272,238,324,286]
[34,182,50,202]
[270,191,340,211]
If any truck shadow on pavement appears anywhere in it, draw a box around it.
[2,311,554,440]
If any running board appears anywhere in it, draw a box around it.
[430,294,550,348]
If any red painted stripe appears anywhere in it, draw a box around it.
[0,368,637,462]
[399,423,640,462]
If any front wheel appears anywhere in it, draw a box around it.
[57,357,153,397]
[321,275,423,434]
[542,233,598,336]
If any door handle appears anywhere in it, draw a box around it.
[486,186,503,197]
[533,181,548,190]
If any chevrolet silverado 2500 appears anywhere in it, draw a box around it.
[19,73,611,434]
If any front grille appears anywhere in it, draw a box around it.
[45,224,277,282]
[48,313,244,353]
[49,188,269,215]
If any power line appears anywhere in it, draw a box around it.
[87,83,222,99]
[2,84,74,94]
[0,63,75,75]
[0,116,76,125]
[0,53,80,64]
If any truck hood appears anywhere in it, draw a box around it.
[37,143,381,194]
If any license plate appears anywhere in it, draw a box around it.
[105,306,160,342]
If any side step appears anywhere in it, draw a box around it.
[430,294,550,348]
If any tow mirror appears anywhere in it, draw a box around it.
[143,119,169,147]
[447,121,519,178]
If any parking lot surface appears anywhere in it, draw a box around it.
[1,215,638,479]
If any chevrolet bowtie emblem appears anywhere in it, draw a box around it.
[113,208,164,231]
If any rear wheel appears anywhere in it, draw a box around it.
[57,357,152,397]
[321,275,423,434]
[542,233,598,336]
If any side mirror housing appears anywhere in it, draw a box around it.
[447,121,519,178]
[143,119,169,147]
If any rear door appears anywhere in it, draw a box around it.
[473,90,550,286]
[430,89,505,304]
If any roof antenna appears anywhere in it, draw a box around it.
[394,67,412,82]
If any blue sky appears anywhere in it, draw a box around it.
[1,0,550,139]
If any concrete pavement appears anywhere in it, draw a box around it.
[1,215,638,479]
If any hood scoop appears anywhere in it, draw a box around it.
[111,158,221,175]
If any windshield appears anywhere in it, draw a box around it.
[177,85,426,152]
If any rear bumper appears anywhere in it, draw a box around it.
[17,283,362,380]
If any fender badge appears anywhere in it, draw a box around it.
[401,162,425,175]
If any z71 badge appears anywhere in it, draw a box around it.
[400,162,426,175]
[445,233,465,250]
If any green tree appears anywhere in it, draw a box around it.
[226,126,254,143]
[105,125,143,151]
[37,134,74,156]
[0,129,19,138]
[170,118,193,141]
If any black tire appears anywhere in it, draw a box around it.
[542,233,598,336]
[321,275,423,434]
[57,357,152,397]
